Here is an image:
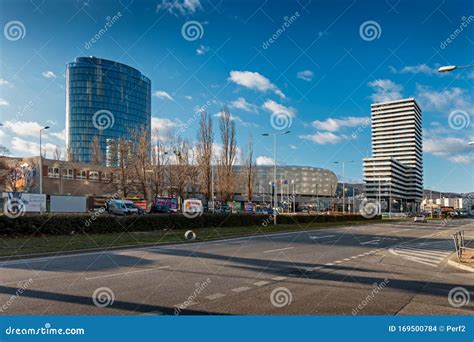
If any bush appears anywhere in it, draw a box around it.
[0,213,381,237]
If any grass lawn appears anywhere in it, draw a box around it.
[0,219,399,258]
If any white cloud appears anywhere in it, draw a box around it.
[390,64,437,75]
[262,99,295,117]
[214,111,258,127]
[229,71,285,98]
[184,95,193,100]
[447,155,474,164]
[424,137,472,156]
[416,85,473,115]
[42,70,57,79]
[151,117,181,141]
[289,144,297,150]
[154,90,174,101]
[3,121,46,138]
[49,128,66,141]
[297,70,313,81]
[256,156,275,165]
[0,98,9,106]
[230,97,258,113]
[156,0,202,15]
[0,78,10,86]
[196,45,210,55]
[11,137,56,157]
[300,132,345,145]
[368,79,403,103]
[312,116,369,132]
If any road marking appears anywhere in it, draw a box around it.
[357,254,365,257]
[263,247,294,254]
[325,263,334,266]
[350,256,358,259]
[175,301,197,308]
[311,266,324,271]
[309,235,335,239]
[141,310,164,316]
[343,258,351,261]
[389,239,453,267]
[232,287,251,293]
[271,276,288,281]
[253,280,271,286]
[85,265,170,280]
[360,239,381,245]
[206,293,226,300]
[334,260,342,264]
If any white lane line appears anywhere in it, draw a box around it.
[309,235,335,239]
[360,239,381,245]
[232,287,251,293]
[397,248,450,258]
[263,247,294,254]
[334,260,342,264]
[206,293,226,300]
[271,276,288,281]
[175,301,197,308]
[311,266,324,271]
[325,263,334,266]
[253,280,271,286]
[85,265,170,280]
[357,254,365,257]
[343,258,351,261]
[350,256,358,259]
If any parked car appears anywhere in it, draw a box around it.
[414,215,427,223]
[108,200,139,216]
[150,204,174,214]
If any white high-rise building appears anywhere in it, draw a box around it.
[363,98,423,214]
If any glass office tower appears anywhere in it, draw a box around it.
[66,57,151,165]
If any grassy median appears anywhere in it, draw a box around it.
[0,219,402,258]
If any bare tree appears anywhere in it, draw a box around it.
[243,133,255,202]
[109,138,132,197]
[66,146,76,162]
[150,130,167,198]
[217,107,237,202]
[130,126,151,201]
[169,136,191,204]
[196,111,213,202]
[53,146,62,161]
[0,158,9,186]
[90,136,102,165]
[4,160,24,192]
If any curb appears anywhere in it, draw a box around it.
[447,258,474,273]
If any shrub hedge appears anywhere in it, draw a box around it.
[0,213,381,237]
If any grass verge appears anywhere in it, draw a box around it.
[0,219,398,258]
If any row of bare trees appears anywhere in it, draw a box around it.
[103,107,256,204]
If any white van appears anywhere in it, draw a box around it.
[183,199,203,217]
[108,200,139,216]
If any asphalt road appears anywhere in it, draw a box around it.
[0,218,473,315]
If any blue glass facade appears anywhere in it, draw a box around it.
[66,57,151,164]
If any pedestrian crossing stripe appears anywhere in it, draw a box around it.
[388,240,453,267]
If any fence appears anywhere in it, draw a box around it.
[453,230,474,261]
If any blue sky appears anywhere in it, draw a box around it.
[0,0,473,193]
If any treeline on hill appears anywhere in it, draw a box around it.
[0,214,381,237]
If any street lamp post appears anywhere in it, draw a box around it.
[39,126,50,213]
[333,160,354,214]
[262,131,290,224]
[291,179,295,214]
[438,64,474,73]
